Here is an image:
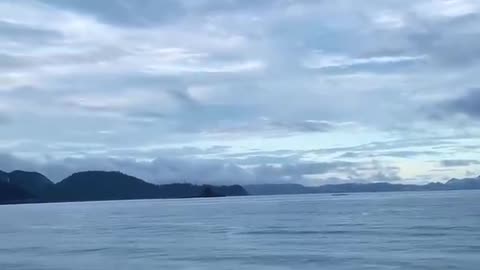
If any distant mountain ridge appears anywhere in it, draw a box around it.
[0,170,248,205]
[2,169,480,205]
[245,176,480,195]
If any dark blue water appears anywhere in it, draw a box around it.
[1,191,479,269]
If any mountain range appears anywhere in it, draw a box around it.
[245,177,480,195]
[0,170,248,205]
[2,169,480,205]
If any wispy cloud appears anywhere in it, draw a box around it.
[303,52,427,69]
[415,0,478,18]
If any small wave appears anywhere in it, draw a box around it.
[407,232,449,237]
[238,229,363,236]
[61,247,110,254]
[241,229,323,235]
[407,225,473,231]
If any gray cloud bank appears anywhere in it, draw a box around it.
[0,152,403,186]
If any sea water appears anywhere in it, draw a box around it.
[0,191,479,269]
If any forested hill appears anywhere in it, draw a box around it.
[0,170,248,205]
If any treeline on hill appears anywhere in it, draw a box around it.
[0,170,248,205]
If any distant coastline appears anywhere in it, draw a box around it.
[1,169,480,205]
[245,177,480,195]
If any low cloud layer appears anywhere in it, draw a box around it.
[0,152,400,186]
[440,159,480,168]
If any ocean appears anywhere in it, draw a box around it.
[0,190,479,269]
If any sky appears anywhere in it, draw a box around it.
[1,0,480,185]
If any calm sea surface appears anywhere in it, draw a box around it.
[1,191,479,270]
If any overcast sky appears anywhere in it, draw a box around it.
[1,0,480,185]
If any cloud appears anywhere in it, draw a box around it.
[0,152,398,185]
[0,21,61,49]
[303,52,427,69]
[205,118,354,136]
[254,161,355,178]
[267,119,353,133]
[441,88,480,119]
[1,0,480,184]
[315,137,459,155]
[415,0,478,18]
[0,112,10,125]
[440,159,480,167]
[339,150,440,159]
[37,0,185,27]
